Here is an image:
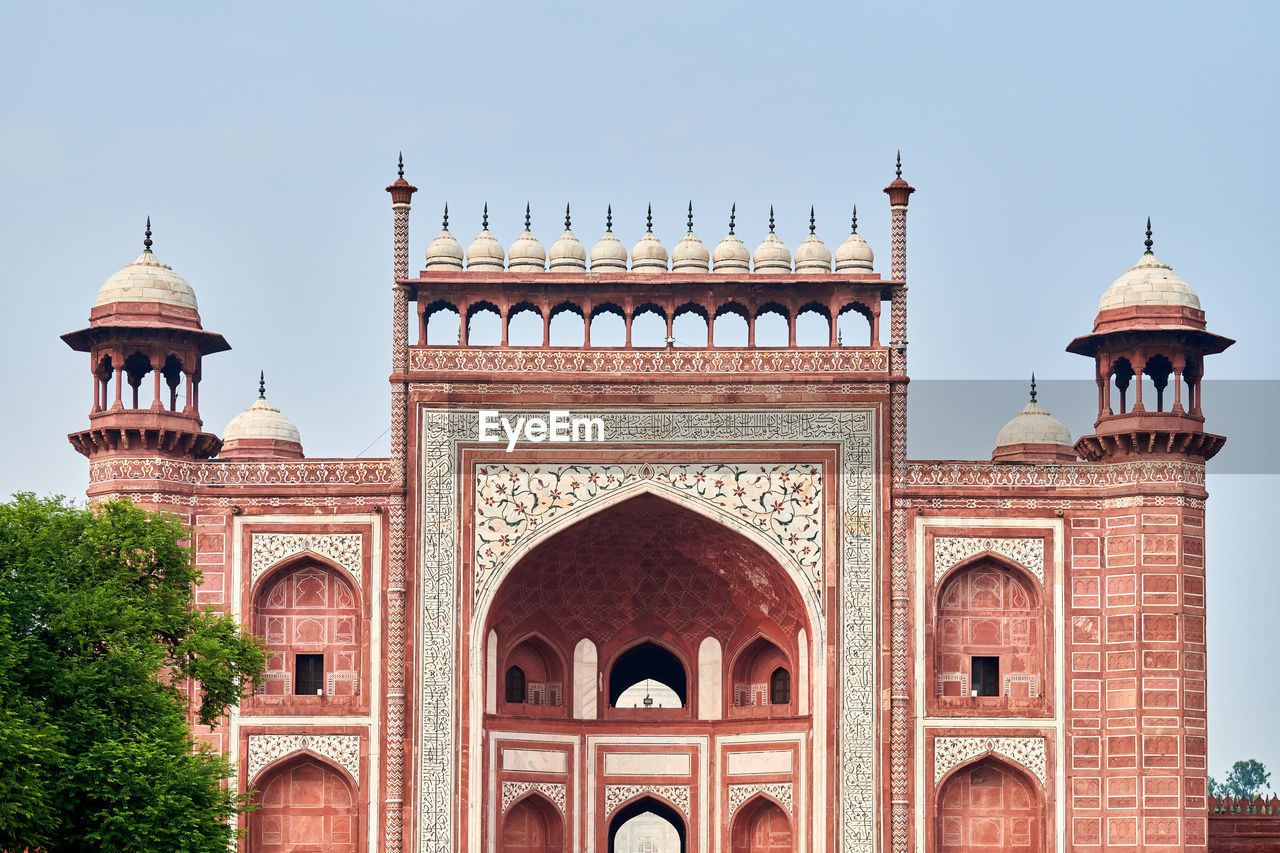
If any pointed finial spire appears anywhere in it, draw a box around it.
[729,203,736,235]
[606,204,613,232]
[768,205,776,233]
[809,206,816,235]
[397,152,404,179]
[564,203,572,231]
[143,216,153,253]
[524,202,531,231]
[851,205,859,234]
[482,202,489,231]
[1029,373,1038,403]
[687,201,694,233]
[258,371,266,399]
[646,203,653,233]
[895,150,902,178]
[1144,217,1154,254]
[442,203,449,231]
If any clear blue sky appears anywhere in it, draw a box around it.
[1,1,1276,784]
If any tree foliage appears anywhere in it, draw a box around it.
[0,494,266,852]
[1209,759,1273,798]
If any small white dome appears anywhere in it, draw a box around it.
[95,248,198,311]
[834,208,874,273]
[752,209,791,273]
[1098,250,1200,312]
[630,206,669,273]
[994,394,1072,449]
[507,205,546,272]
[712,206,750,274]
[221,380,302,458]
[466,206,505,271]
[671,205,709,273]
[794,210,831,273]
[590,209,628,272]
[423,206,463,271]
[548,206,586,272]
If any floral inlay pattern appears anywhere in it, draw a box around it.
[603,784,691,818]
[727,782,794,817]
[501,781,566,814]
[246,734,361,785]
[933,736,1046,786]
[250,532,363,587]
[474,462,822,596]
[933,536,1044,585]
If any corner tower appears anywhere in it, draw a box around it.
[62,220,229,501]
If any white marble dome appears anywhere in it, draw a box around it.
[423,206,464,271]
[1098,250,1200,312]
[507,206,547,272]
[671,207,709,273]
[834,208,874,273]
[222,391,302,448]
[752,209,792,274]
[95,248,198,311]
[630,207,669,273]
[712,207,750,274]
[794,211,832,273]
[548,207,587,272]
[466,206,505,271]
[590,210,628,272]
[994,397,1072,449]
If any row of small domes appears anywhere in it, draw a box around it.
[423,204,875,274]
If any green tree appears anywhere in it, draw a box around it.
[0,494,266,852]
[1209,759,1273,799]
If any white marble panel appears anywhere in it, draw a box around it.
[603,752,691,777]
[502,748,567,774]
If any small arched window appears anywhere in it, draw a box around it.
[505,666,526,703]
[770,667,790,705]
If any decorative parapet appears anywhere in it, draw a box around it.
[88,458,397,487]
[905,460,1205,489]
[410,347,889,376]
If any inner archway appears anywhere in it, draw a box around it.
[936,757,1043,851]
[609,796,686,853]
[250,756,356,852]
[609,641,687,707]
[731,796,792,852]
[502,793,564,853]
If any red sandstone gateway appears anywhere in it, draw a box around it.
[62,155,1260,851]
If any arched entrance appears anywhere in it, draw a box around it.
[609,796,686,853]
[731,796,793,852]
[501,793,564,853]
[250,755,357,852]
[936,756,1043,851]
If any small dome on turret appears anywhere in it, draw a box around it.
[712,204,750,274]
[671,202,710,273]
[589,205,628,272]
[507,204,547,272]
[834,206,875,273]
[94,218,199,313]
[423,204,464,271]
[1098,221,1200,313]
[220,374,304,460]
[752,207,792,273]
[466,204,505,271]
[630,205,669,273]
[992,377,1076,463]
[548,204,587,272]
[793,207,832,273]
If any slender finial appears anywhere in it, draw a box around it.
[606,204,613,232]
[1029,373,1037,402]
[442,203,449,231]
[524,202,531,231]
[397,152,404,179]
[564,203,571,231]
[687,200,694,233]
[769,205,775,233]
[258,371,266,399]
[851,205,859,234]
[646,204,653,233]
[729,203,736,235]
[895,150,902,178]
[482,202,489,231]
[809,206,816,235]
[1144,217,1153,254]
[143,216,153,253]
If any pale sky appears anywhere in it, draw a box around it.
[1,1,1276,784]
